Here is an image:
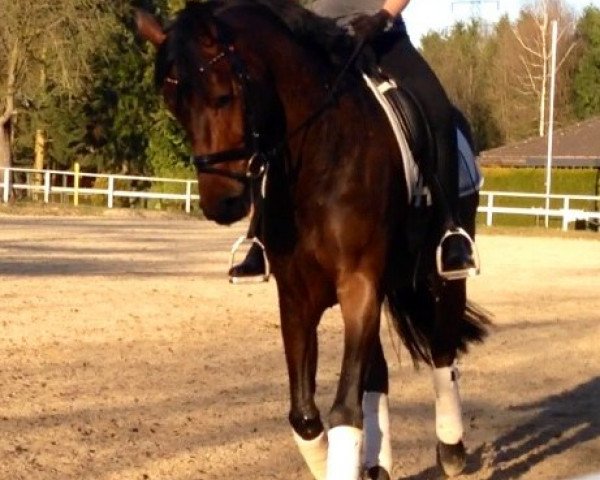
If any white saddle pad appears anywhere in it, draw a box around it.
[362,75,482,202]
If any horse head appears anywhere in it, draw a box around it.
[136,3,270,225]
[136,0,358,226]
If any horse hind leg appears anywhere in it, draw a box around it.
[433,365,467,477]
[430,280,468,477]
[362,335,392,480]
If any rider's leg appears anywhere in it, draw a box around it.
[374,31,476,276]
[228,206,266,279]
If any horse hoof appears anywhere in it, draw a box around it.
[364,466,391,479]
[436,440,466,477]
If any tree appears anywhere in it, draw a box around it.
[84,22,158,174]
[510,0,578,136]
[0,0,115,178]
[83,0,189,176]
[420,2,586,148]
[421,21,502,150]
[572,6,600,119]
[144,0,192,181]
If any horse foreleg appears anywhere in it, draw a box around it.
[328,274,381,480]
[280,295,327,480]
[362,336,392,480]
[431,280,467,477]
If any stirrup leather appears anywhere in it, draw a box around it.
[229,236,271,284]
[435,228,480,281]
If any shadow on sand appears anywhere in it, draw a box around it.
[400,377,600,479]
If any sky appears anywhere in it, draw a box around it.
[402,0,600,45]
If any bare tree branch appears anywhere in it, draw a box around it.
[0,0,116,166]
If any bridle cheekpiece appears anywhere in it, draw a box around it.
[165,29,269,184]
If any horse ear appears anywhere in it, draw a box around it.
[135,9,166,47]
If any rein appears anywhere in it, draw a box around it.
[281,38,366,146]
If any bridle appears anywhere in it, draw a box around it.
[166,28,269,184]
[164,17,366,185]
[194,45,270,183]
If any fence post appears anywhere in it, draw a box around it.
[185,180,192,213]
[61,173,67,204]
[43,170,51,203]
[2,168,9,203]
[73,162,80,206]
[486,193,494,226]
[562,197,570,231]
[108,176,115,209]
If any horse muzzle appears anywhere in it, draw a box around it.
[200,194,249,225]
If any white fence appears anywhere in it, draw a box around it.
[1,166,599,230]
[1,166,199,213]
[479,190,600,231]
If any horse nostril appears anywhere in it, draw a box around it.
[208,195,247,225]
[222,196,240,211]
[219,196,242,219]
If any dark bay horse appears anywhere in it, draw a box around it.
[136,1,489,478]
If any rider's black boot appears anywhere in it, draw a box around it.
[437,227,478,280]
[228,242,266,279]
[442,231,475,270]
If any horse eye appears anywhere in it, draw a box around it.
[214,94,233,108]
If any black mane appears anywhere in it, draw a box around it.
[154,0,355,90]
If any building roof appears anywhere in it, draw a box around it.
[478,116,600,168]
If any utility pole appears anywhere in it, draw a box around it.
[544,20,558,229]
[452,0,500,18]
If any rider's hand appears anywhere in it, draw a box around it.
[350,10,393,43]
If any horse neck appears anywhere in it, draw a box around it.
[233,15,336,141]
[230,12,401,206]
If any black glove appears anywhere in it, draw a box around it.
[350,9,393,43]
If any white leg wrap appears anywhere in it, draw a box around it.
[326,426,362,480]
[432,365,464,445]
[293,430,328,480]
[362,392,392,474]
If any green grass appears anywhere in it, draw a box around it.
[479,167,600,228]
[476,224,600,240]
[482,167,598,196]
[0,200,202,220]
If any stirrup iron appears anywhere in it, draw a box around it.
[435,227,480,281]
[229,236,270,284]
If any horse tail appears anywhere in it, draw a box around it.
[384,279,491,366]
[459,300,493,354]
